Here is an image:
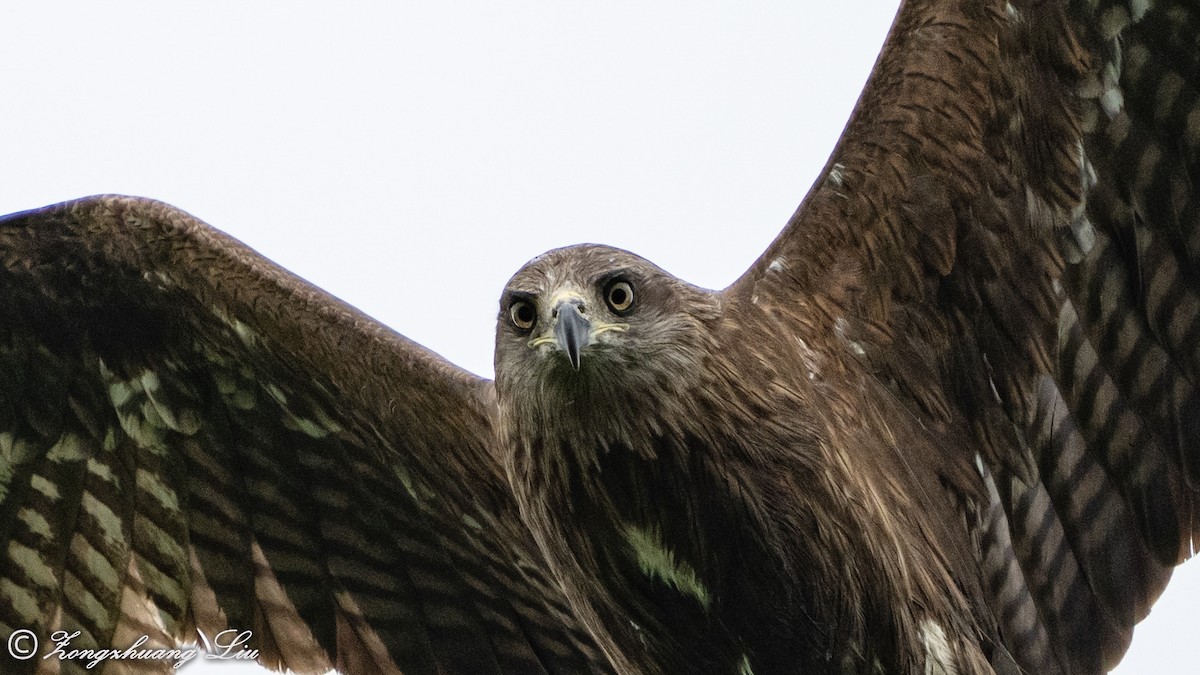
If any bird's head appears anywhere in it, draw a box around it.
[494,244,720,436]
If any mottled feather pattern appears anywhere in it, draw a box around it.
[0,198,607,674]
[3,1,1200,674]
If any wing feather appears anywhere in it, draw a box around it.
[732,0,1199,671]
[0,195,606,673]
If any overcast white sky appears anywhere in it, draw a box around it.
[1,2,1195,673]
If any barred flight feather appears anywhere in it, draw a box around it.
[0,198,607,674]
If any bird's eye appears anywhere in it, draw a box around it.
[510,300,537,331]
[605,280,634,314]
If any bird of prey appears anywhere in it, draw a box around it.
[2,0,1198,674]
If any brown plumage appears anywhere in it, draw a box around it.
[1,1,1199,674]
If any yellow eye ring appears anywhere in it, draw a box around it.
[510,300,537,330]
[605,280,634,313]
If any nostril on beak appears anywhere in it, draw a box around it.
[552,302,585,318]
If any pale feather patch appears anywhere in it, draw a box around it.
[1077,141,1098,192]
[834,317,866,357]
[198,327,258,408]
[622,524,711,609]
[1100,63,1125,119]
[262,380,340,439]
[212,369,238,396]
[0,432,37,475]
[545,286,587,314]
[229,387,257,411]
[0,578,41,624]
[61,570,110,642]
[140,397,169,433]
[983,354,1004,405]
[919,619,957,675]
[1124,41,1148,81]
[74,535,121,595]
[140,369,162,393]
[17,508,53,541]
[7,541,58,589]
[81,492,124,546]
[47,432,84,466]
[141,371,201,435]
[134,471,178,519]
[142,269,177,289]
[767,257,787,274]
[1062,211,1095,264]
[282,413,336,440]
[1099,5,1132,40]
[796,336,823,381]
[29,473,61,501]
[264,382,288,406]
[827,163,846,187]
[108,379,136,408]
[231,318,260,347]
[48,433,87,463]
[102,363,170,451]
[86,457,117,486]
[103,362,206,453]
[1129,0,1149,23]
[392,463,424,503]
[0,442,16,502]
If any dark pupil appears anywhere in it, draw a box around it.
[516,304,534,324]
[610,287,627,306]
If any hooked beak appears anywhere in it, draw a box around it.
[554,300,590,370]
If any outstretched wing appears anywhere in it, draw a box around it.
[732,0,1198,672]
[0,196,606,674]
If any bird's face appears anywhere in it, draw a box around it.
[494,244,719,421]
[500,252,636,374]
